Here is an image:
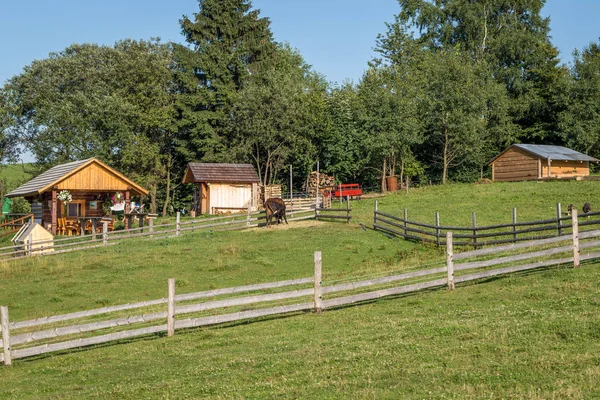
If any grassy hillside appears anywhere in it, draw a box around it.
[1,180,600,398]
[1,260,599,399]
[350,179,600,227]
[0,163,33,190]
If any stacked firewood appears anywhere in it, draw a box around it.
[306,172,335,196]
[262,184,282,200]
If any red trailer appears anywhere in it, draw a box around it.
[326,183,363,200]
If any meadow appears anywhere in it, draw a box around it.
[0,163,33,189]
[1,180,600,398]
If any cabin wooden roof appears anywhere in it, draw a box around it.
[182,163,260,184]
[488,144,599,165]
[6,158,148,198]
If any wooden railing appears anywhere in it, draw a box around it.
[0,214,34,238]
[0,208,316,263]
[374,201,600,247]
[2,211,596,365]
[315,199,351,223]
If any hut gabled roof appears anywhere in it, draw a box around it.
[6,158,148,198]
[182,163,260,184]
[488,144,599,165]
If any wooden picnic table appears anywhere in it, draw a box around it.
[76,216,111,238]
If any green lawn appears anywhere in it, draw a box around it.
[1,180,600,398]
[0,163,33,189]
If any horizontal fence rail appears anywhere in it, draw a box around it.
[374,201,600,248]
[3,212,598,365]
[0,207,319,263]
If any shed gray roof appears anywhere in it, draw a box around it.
[183,163,260,183]
[515,144,599,161]
[6,159,94,198]
[489,144,599,164]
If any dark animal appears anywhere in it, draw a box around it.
[567,204,575,216]
[583,202,591,214]
[264,198,288,227]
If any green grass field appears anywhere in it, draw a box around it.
[0,163,33,190]
[1,180,600,398]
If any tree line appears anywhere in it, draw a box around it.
[1,0,599,214]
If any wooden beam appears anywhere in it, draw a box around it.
[167,279,175,337]
[1,306,11,366]
[124,190,130,229]
[51,190,57,235]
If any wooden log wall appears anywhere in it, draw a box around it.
[492,147,539,181]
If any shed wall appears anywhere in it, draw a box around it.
[209,183,254,214]
[541,160,589,178]
[492,148,539,182]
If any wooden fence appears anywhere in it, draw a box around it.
[0,213,34,238]
[315,197,352,223]
[0,207,316,263]
[2,208,595,365]
[373,201,600,247]
[284,195,331,210]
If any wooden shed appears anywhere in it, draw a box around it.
[182,163,260,215]
[488,144,599,182]
[6,158,148,234]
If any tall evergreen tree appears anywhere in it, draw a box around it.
[174,0,276,162]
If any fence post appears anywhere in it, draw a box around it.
[102,221,108,245]
[176,212,181,237]
[167,278,175,337]
[572,209,580,268]
[1,306,12,366]
[346,196,350,223]
[27,233,33,257]
[373,200,378,228]
[404,208,408,237]
[314,251,323,313]
[246,203,251,226]
[472,212,477,249]
[512,208,517,243]
[149,218,154,235]
[316,161,320,210]
[557,202,562,236]
[446,232,455,291]
[435,212,440,247]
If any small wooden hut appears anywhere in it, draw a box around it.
[12,222,54,255]
[6,158,148,234]
[488,144,599,182]
[182,163,260,215]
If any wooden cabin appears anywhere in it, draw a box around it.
[6,158,148,234]
[488,144,599,182]
[182,163,260,215]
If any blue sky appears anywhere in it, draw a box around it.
[1,0,599,87]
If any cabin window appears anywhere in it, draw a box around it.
[65,200,85,217]
[68,203,80,217]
